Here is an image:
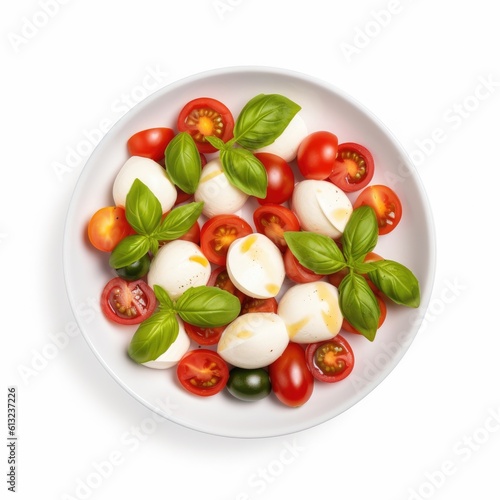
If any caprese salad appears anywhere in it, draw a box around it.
[87,93,420,407]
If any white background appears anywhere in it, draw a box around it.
[2,0,500,499]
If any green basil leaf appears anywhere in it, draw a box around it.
[342,206,378,262]
[339,273,380,341]
[176,286,241,328]
[233,94,301,149]
[127,311,179,364]
[125,179,162,235]
[152,201,204,241]
[164,132,202,194]
[220,147,267,198]
[367,260,420,307]
[205,135,227,151]
[284,231,346,275]
[109,234,150,269]
[153,284,174,310]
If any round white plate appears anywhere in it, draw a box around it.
[63,66,436,438]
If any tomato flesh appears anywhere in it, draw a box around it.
[253,205,300,252]
[305,336,354,383]
[241,297,278,315]
[208,266,246,303]
[329,142,374,192]
[176,349,229,397]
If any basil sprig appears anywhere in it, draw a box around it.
[109,179,203,269]
[205,93,301,198]
[284,205,420,341]
[128,285,241,364]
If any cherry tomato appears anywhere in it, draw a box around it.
[200,215,253,266]
[184,322,225,346]
[328,142,374,192]
[241,297,278,315]
[296,131,339,180]
[254,152,295,205]
[100,277,157,325]
[176,349,229,397]
[353,185,403,235]
[253,205,300,252]
[226,367,271,402]
[208,266,246,303]
[342,294,387,334]
[177,97,234,154]
[269,343,314,407]
[284,248,324,283]
[127,127,175,162]
[88,206,134,252]
[114,254,151,281]
[178,221,200,244]
[305,336,355,383]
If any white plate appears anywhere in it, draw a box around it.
[63,66,436,438]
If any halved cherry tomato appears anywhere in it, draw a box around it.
[305,336,354,383]
[342,294,387,334]
[184,322,225,346]
[296,131,338,180]
[88,206,134,252]
[253,205,300,252]
[200,215,253,266]
[100,277,157,325]
[207,266,246,303]
[284,248,324,283]
[328,142,374,192]
[177,97,234,154]
[176,349,229,397]
[127,127,175,162]
[353,185,403,235]
[254,152,295,205]
[241,297,278,315]
[269,343,314,407]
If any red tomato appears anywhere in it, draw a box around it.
[174,186,193,205]
[184,322,225,346]
[353,185,403,235]
[177,97,234,154]
[88,206,134,252]
[342,293,387,334]
[253,205,300,252]
[127,127,175,162]
[207,266,246,303]
[100,277,157,325]
[305,336,355,383]
[176,349,229,397]
[254,152,295,205]
[269,343,314,407]
[284,248,324,283]
[328,142,374,192]
[241,297,278,315]
[200,215,253,266]
[297,131,339,180]
[178,221,200,244]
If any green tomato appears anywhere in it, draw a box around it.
[114,254,151,281]
[226,367,271,402]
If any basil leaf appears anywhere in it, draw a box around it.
[128,311,179,364]
[176,286,241,328]
[109,234,150,269]
[367,260,420,308]
[153,284,174,310]
[284,231,346,275]
[342,206,378,262]
[339,273,380,341]
[220,147,267,198]
[125,179,162,235]
[164,132,202,194]
[233,94,301,149]
[152,202,204,241]
[205,135,227,151]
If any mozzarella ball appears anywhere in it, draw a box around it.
[142,318,191,369]
[194,158,248,218]
[278,281,343,343]
[292,179,352,239]
[217,313,289,369]
[254,114,308,162]
[226,233,285,299]
[148,240,211,300]
[112,156,177,213]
